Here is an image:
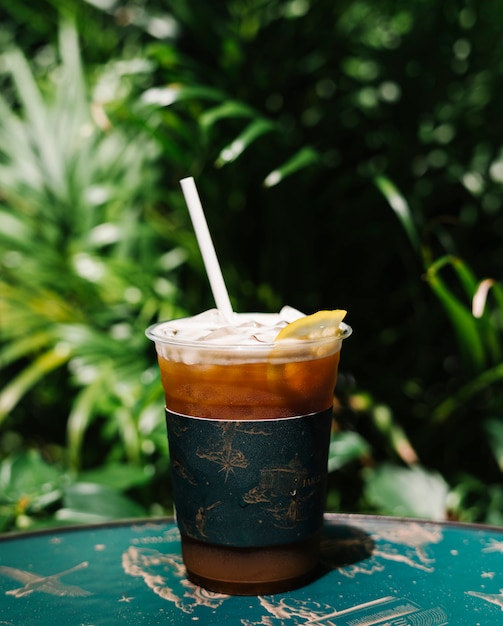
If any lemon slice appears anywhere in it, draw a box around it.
[274,309,347,342]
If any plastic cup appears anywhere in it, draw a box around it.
[146,314,351,595]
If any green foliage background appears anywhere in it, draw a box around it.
[1,0,503,531]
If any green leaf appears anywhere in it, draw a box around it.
[5,48,66,195]
[328,431,371,472]
[426,256,486,372]
[114,407,142,464]
[448,477,503,525]
[263,146,321,187]
[200,100,257,130]
[0,346,72,424]
[485,418,503,472]
[141,84,226,108]
[0,513,16,533]
[0,209,31,247]
[473,279,503,364]
[364,463,449,520]
[0,331,55,368]
[216,118,277,166]
[374,175,421,253]
[450,257,478,300]
[67,380,104,470]
[79,463,152,491]
[372,404,419,465]
[433,363,503,422]
[57,482,147,523]
[0,450,62,503]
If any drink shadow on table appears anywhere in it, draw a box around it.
[316,522,375,578]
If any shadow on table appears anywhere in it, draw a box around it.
[319,522,375,572]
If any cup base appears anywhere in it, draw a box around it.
[181,533,321,596]
[186,567,319,596]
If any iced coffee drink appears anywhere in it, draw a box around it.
[146,306,351,595]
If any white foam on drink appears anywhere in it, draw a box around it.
[150,306,304,346]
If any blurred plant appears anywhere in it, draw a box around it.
[0,18,189,525]
[376,175,503,521]
[2,0,503,530]
[377,177,503,385]
[0,449,151,531]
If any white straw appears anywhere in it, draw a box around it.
[180,177,234,320]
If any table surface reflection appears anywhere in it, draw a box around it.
[1,513,503,625]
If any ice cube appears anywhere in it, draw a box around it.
[278,306,304,323]
[152,307,305,346]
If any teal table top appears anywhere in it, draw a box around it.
[1,514,503,625]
